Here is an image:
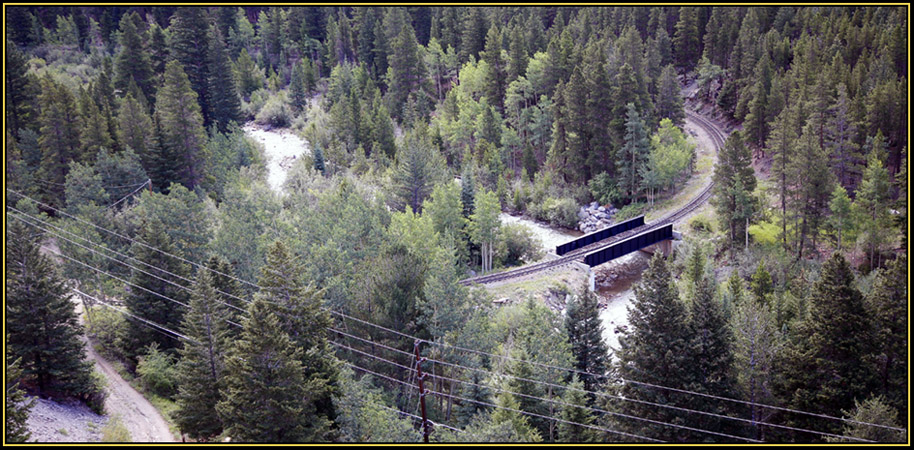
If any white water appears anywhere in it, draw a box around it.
[242,123,311,192]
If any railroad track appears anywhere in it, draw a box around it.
[459,110,728,286]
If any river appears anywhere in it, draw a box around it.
[242,123,311,192]
[242,124,643,355]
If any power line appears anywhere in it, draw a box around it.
[329,337,764,443]
[105,179,150,209]
[7,188,261,291]
[339,358,662,443]
[8,207,250,313]
[375,405,463,434]
[12,188,900,436]
[74,288,194,343]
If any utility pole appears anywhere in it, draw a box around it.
[414,340,431,443]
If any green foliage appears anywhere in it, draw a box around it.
[468,188,501,273]
[136,342,178,399]
[747,220,780,247]
[254,93,292,128]
[85,305,130,360]
[101,415,132,442]
[496,223,544,267]
[174,269,233,441]
[5,220,103,411]
[155,60,207,189]
[5,343,34,443]
[711,131,758,251]
[565,283,609,395]
[826,396,906,443]
[333,369,421,442]
[588,172,620,206]
[391,125,446,213]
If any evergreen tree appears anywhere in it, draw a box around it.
[616,103,650,203]
[216,298,312,442]
[773,253,875,440]
[459,7,487,63]
[289,59,308,114]
[312,144,326,175]
[557,376,596,443]
[148,22,169,80]
[37,76,81,209]
[5,40,38,136]
[827,83,861,190]
[655,64,685,126]
[749,262,773,304]
[204,256,245,338]
[826,185,854,252]
[114,12,154,102]
[564,282,610,396]
[256,241,339,441]
[392,126,445,213]
[5,339,34,443]
[481,25,506,112]
[864,256,907,420]
[711,131,757,250]
[174,269,232,441]
[169,7,210,125]
[123,218,191,359]
[5,220,101,409]
[233,48,263,99]
[386,21,427,122]
[77,88,113,159]
[672,6,701,69]
[610,252,693,442]
[155,61,208,190]
[205,25,242,132]
[854,143,892,269]
[505,347,549,440]
[117,94,155,168]
[453,355,491,427]
[684,272,740,440]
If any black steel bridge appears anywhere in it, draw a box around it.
[459,110,726,286]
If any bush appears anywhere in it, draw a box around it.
[102,415,132,442]
[497,223,544,267]
[614,202,647,221]
[748,220,780,246]
[255,95,292,128]
[546,197,579,229]
[85,305,129,359]
[588,172,621,206]
[83,369,109,415]
[689,213,715,233]
[136,343,178,400]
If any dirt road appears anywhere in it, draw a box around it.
[83,338,177,442]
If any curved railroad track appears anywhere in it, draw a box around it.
[459,109,728,286]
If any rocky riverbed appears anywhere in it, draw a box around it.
[577,201,620,233]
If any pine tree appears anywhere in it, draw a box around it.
[749,262,773,304]
[5,339,34,443]
[655,64,684,126]
[481,25,506,112]
[827,83,861,190]
[392,126,445,213]
[864,256,907,420]
[5,40,38,136]
[37,76,82,209]
[312,144,326,175]
[611,252,693,442]
[174,269,232,441]
[504,348,548,440]
[711,131,757,250]
[386,21,427,122]
[216,299,312,443]
[169,7,210,125]
[117,93,155,168]
[204,256,245,338]
[616,103,650,203]
[791,123,833,259]
[77,88,113,159]
[854,142,892,269]
[114,12,154,102]
[289,59,308,114]
[459,7,487,63]
[5,220,100,408]
[256,241,339,441]
[155,61,208,190]
[672,6,701,69]
[557,376,596,443]
[454,355,491,427]
[684,272,741,441]
[827,185,854,252]
[205,25,242,133]
[773,253,875,439]
[564,282,610,396]
[123,218,191,359]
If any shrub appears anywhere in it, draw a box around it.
[136,343,178,399]
[546,197,579,229]
[255,95,291,128]
[102,415,132,442]
[85,305,129,359]
[614,202,647,221]
[588,172,621,206]
[497,223,544,267]
[689,213,715,233]
[748,220,780,246]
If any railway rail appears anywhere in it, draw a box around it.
[459,110,728,286]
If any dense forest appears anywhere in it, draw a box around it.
[4,6,907,444]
